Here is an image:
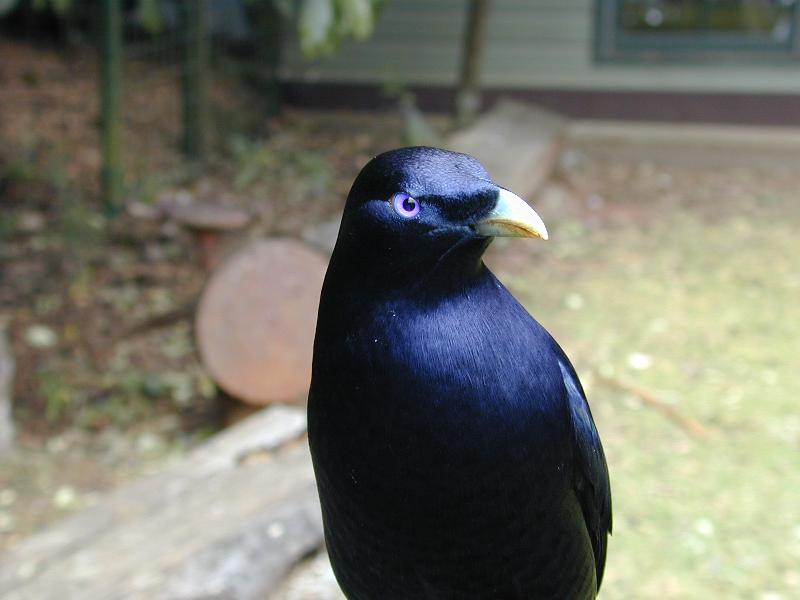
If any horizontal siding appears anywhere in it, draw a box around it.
[280,0,800,94]
[280,0,467,85]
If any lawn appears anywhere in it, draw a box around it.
[490,153,800,599]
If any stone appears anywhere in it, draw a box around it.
[23,324,57,349]
[446,100,564,200]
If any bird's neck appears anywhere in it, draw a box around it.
[325,235,492,303]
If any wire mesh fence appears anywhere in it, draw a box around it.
[0,0,282,211]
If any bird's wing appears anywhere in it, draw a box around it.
[558,359,612,589]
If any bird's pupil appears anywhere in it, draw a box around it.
[392,192,419,218]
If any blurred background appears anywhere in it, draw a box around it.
[1,1,799,598]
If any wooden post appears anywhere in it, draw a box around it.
[181,0,209,160]
[455,0,492,128]
[100,0,123,214]
[0,317,15,456]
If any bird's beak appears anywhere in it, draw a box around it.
[473,188,548,240]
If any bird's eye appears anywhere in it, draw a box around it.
[392,192,420,218]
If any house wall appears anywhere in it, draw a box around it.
[279,0,800,95]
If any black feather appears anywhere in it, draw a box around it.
[309,147,611,599]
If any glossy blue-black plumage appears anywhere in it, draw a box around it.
[309,147,611,599]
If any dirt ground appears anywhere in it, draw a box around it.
[2,40,800,599]
[0,40,406,551]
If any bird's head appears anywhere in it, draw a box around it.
[330,146,547,292]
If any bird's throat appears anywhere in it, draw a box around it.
[327,233,492,301]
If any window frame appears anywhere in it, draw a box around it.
[594,0,800,64]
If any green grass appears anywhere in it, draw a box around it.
[493,193,800,598]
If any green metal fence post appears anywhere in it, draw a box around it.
[100,0,123,214]
[246,1,284,117]
[181,0,209,160]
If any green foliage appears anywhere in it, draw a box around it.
[85,370,163,428]
[0,212,16,242]
[0,0,155,23]
[298,0,380,57]
[229,134,330,195]
[37,360,212,430]
[59,194,106,261]
[1,0,382,59]
[298,0,335,56]
[31,0,70,16]
[39,152,108,264]
[0,0,162,34]
[49,0,69,15]
[37,368,72,423]
[137,0,163,34]
[1,156,38,187]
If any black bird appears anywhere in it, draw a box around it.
[309,147,611,599]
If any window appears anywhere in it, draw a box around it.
[596,0,800,62]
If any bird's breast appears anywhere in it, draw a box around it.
[308,275,595,598]
[310,282,572,510]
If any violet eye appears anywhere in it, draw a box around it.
[392,192,420,218]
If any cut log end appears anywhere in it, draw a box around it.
[196,239,328,406]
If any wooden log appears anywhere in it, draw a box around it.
[0,406,322,600]
[446,99,564,200]
[0,317,15,456]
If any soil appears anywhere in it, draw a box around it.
[0,39,405,551]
